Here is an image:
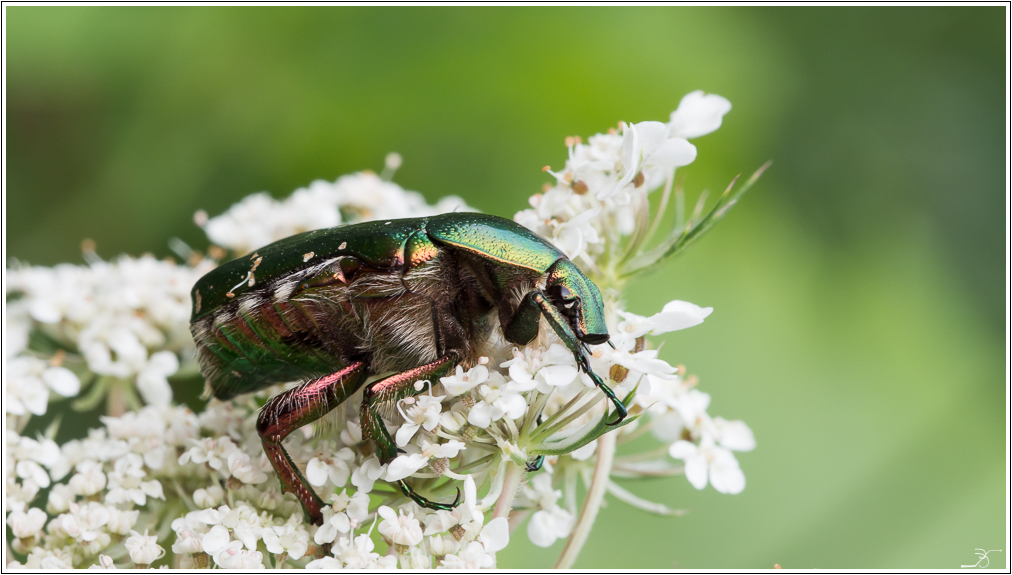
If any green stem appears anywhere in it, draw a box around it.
[492,462,525,520]
[107,381,126,417]
[530,390,604,443]
[554,432,617,569]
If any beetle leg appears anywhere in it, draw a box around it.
[361,352,462,511]
[257,361,369,525]
[525,413,546,472]
[525,455,546,472]
[527,291,628,426]
[501,289,543,346]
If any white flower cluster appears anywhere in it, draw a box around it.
[6,254,215,415]
[200,168,473,255]
[4,92,757,569]
[516,90,733,263]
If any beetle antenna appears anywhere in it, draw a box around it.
[607,340,617,350]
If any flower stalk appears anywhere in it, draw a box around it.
[554,431,617,569]
[492,462,525,520]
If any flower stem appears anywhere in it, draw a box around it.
[107,381,125,418]
[554,431,617,569]
[492,461,525,520]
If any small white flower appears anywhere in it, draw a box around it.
[135,350,178,407]
[92,554,116,569]
[4,357,80,416]
[178,436,232,470]
[616,300,713,338]
[192,484,225,508]
[384,453,430,483]
[712,417,756,452]
[339,420,363,446]
[79,324,149,379]
[439,406,469,433]
[106,508,139,536]
[501,344,578,393]
[47,483,75,514]
[395,393,445,447]
[124,530,165,565]
[601,344,677,385]
[350,455,385,493]
[426,533,461,556]
[601,121,696,201]
[439,364,488,396]
[42,366,82,397]
[69,460,107,496]
[17,460,51,489]
[200,524,232,555]
[522,472,563,511]
[669,434,746,494]
[384,438,466,482]
[313,506,351,546]
[527,505,575,548]
[552,208,601,261]
[213,540,265,569]
[306,447,355,487]
[226,449,268,484]
[261,515,310,560]
[423,510,459,536]
[477,516,510,553]
[333,532,395,569]
[7,507,47,539]
[105,454,164,506]
[467,372,527,428]
[377,505,424,546]
[440,541,496,569]
[668,90,732,139]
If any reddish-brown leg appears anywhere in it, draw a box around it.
[257,361,368,524]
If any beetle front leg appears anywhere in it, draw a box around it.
[523,290,628,426]
[360,352,463,511]
[257,361,369,525]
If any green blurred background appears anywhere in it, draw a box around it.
[5,6,1007,569]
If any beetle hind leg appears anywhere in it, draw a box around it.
[361,352,462,510]
[257,361,369,525]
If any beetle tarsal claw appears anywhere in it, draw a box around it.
[605,400,628,426]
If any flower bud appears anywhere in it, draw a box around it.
[193,484,225,508]
[427,533,461,556]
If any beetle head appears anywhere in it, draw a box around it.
[545,259,610,345]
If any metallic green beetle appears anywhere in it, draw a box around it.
[189,213,624,524]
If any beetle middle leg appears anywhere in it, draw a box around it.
[361,351,462,511]
[504,290,628,425]
[257,361,369,525]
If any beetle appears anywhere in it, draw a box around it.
[189,212,625,525]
